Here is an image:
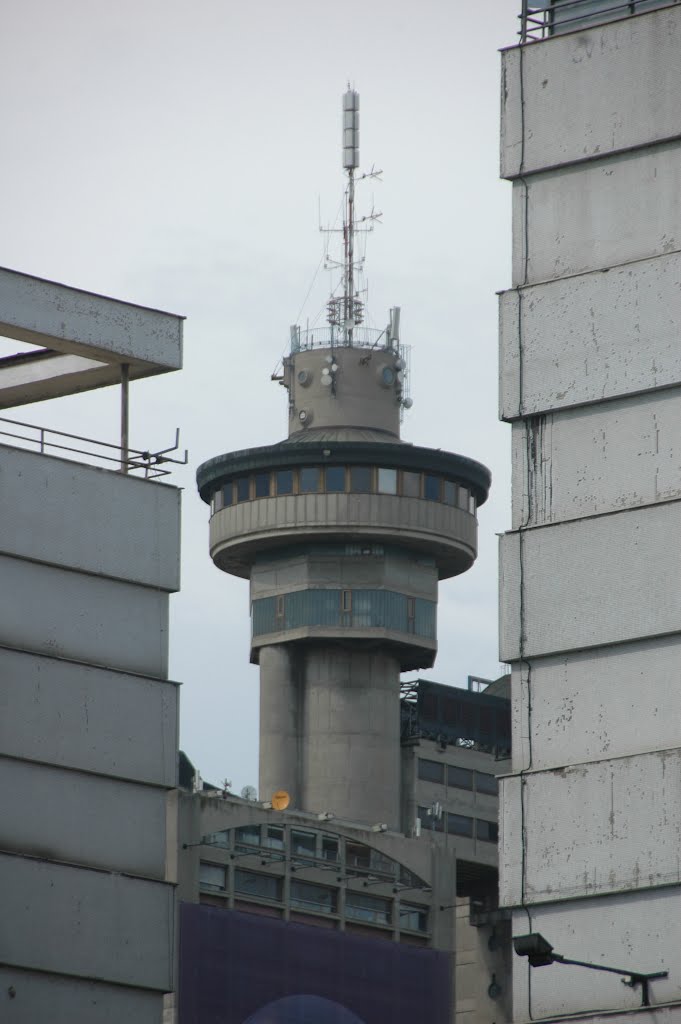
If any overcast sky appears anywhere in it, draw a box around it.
[2,0,519,791]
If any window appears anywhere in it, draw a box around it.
[377,467,397,494]
[424,475,440,501]
[350,466,372,492]
[234,869,281,900]
[399,904,428,932]
[263,825,285,854]
[299,467,320,493]
[199,862,226,891]
[235,477,250,502]
[213,489,224,512]
[275,595,285,620]
[447,765,473,791]
[457,486,469,511]
[402,471,420,498]
[476,819,499,843]
[442,480,457,506]
[255,472,271,498]
[341,590,352,613]
[346,891,391,926]
[468,493,476,514]
[290,880,336,915]
[235,824,261,848]
[407,597,416,630]
[418,758,445,785]
[291,829,316,859]
[346,841,371,870]
[322,835,339,862]
[223,482,234,507]
[475,772,498,796]
[447,813,474,838]
[325,465,346,492]
[276,469,294,495]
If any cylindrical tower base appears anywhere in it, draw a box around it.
[259,644,401,828]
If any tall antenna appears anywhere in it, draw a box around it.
[343,88,360,345]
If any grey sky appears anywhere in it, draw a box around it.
[1,1,518,791]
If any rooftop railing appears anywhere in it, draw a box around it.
[0,415,188,479]
[521,0,679,41]
[291,325,390,353]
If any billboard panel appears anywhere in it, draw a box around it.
[179,904,451,1024]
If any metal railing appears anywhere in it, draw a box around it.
[521,0,679,41]
[0,416,188,479]
[291,325,389,352]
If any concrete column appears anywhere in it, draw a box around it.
[300,647,401,828]
[258,645,302,807]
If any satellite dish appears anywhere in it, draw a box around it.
[241,785,257,802]
[403,397,413,409]
[271,790,291,811]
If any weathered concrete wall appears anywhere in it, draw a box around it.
[501,5,681,178]
[0,444,181,588]
[499,252,681,421]
[0,967,162,1024]
[0,648,178,786]
[500,500,681,661]
[501,749,681,905]
[509,636,681,773]
[0,853,173,991]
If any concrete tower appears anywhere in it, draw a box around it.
[197,90,490,829]
[500,3,681,1020]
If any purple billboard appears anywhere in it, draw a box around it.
[179,904,452,1024]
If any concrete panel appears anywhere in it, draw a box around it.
[500,251,681,420]
[501,750,681,906]
[0,759,167,878]
[0,966,162,1024]
[510,636,681,774]
[211,492,477,580]
[512,141,681,286]
[0,555,169,678]
[511,389,681,527]
[501,6,681,178]
[510,892,681,1018]
[0,853,173,991]
[499,501,681,661]
[0,648,177,786]
[0,445,180,589]
[0,265,182,368]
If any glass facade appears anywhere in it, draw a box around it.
[252,588,436,640]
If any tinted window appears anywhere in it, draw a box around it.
[291,829,316,858]
[457,485,468,510]
[442,480,456,505]
[476,819,499,843]
[448,765,473,790]
[468,493,476,514]
[199,862,226,891]
[402,471,420,497]
[290,880,336,914]
[345,891,391,925]
[222,482,234,507]
[235,824,260,847]
[254,472,271,498]
[325,466,346,492]
[400,904,428,932]
[263,825,285,851]
[299,467,320,493]
[377,467,397,494]
[418,758,444,784]
[276,469,294,495]
[424,475,440,501]
[475,772,498,795]
[234,869,281,900]
[213,489,224,512]
[235,477,250,502]
[350,466,372,492]
[447,813,474,838]
[321,835,339,862]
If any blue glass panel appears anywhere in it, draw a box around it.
[325,466,346,492]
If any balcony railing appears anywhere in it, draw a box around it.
[521,0,679,41]
[0,415,188,479]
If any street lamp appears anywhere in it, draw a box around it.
[513,933,668,1008]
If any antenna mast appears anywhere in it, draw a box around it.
[342,88,360,345]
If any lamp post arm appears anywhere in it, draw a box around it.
[553,956,668,1008]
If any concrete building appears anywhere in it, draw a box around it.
[0,267,183,1023]
[500,3,681,1020]
[177,672,511,1024]
[196,89,491,831]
